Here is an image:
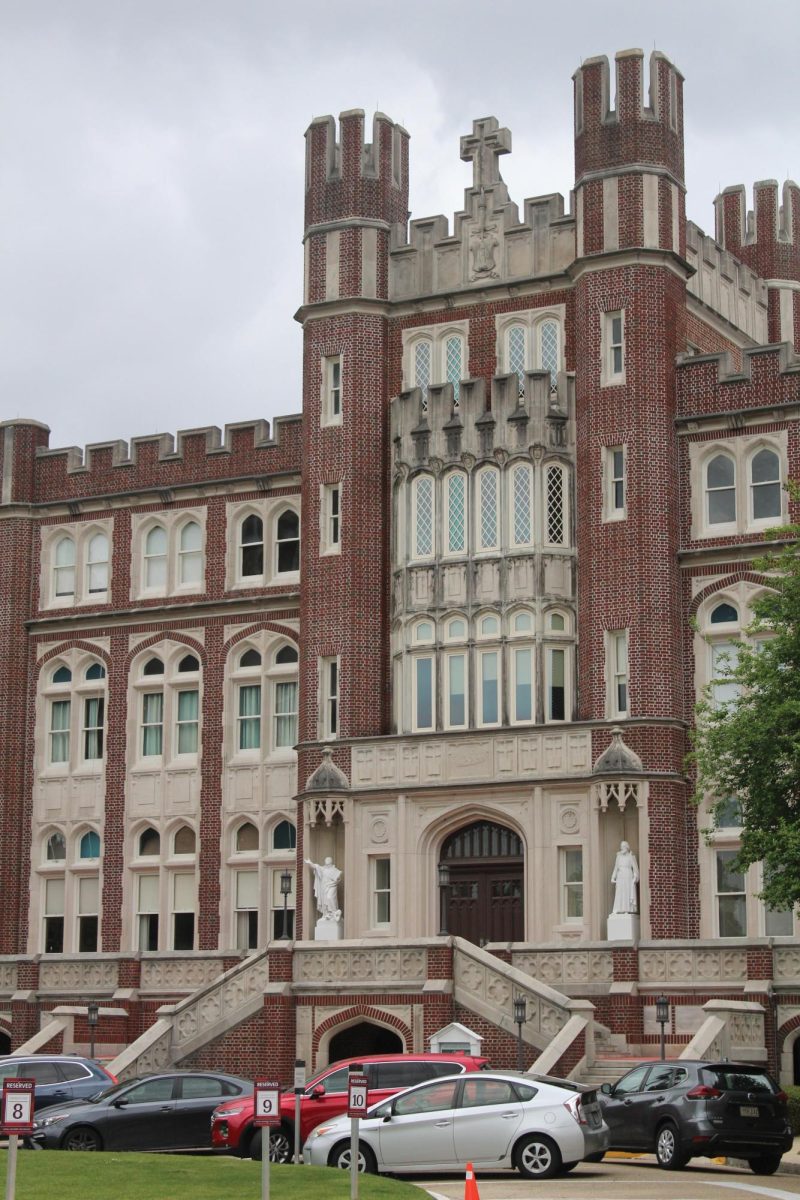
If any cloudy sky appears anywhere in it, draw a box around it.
[3,0,798,450]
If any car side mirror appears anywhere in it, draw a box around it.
[111,1098,129,1108]
[310,1085,325,1099]
[600,1082,612,1095]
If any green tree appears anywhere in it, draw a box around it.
[691,482,800,911]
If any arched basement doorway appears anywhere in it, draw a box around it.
[328,1021,403,1063]
[0,1031,8,1056]
[441,820,524,944]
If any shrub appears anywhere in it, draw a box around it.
[785,1085,800,1135]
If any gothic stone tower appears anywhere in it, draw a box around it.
[572,50,691,936]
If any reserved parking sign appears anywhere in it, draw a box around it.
[1,1079,35,1134]
[253,1079,281,1128]
[347,1073,369,1117]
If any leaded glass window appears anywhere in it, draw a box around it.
[446,474,466,554]
[414,340,432,407]
[508,326,526,398]
[546,464,565,545]
[540,320,559,392]
[414,476,434,558]
[479,469,498,550]
[445,336,463,404]
[511,464,532,545]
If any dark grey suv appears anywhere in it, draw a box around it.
[599,1060,792,1174]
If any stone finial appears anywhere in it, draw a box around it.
[593,726,643,775]
[460,117,511,189]
[305,747,349,792]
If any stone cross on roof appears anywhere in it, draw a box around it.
[460,117,511,189]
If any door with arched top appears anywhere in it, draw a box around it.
[441,820,524,943]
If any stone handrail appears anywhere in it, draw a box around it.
[679,999,766,1063]
[13,1014,72,1056]
[452,937,595,1069]
[108,946,271,1079]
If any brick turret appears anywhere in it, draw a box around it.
[571,51,691,936]
[715,180,800,347]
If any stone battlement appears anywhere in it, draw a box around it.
[676,341,800,418]
[685,221,768,342]
[715,180,800,284]
[304,110,409,230]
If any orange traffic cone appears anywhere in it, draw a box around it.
[464,1161,480,1200]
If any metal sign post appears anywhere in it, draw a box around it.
[2,1078,35,1200]
[293,1058,305,1165]
[346,1065,368,1200]
[253,1079,281,1200]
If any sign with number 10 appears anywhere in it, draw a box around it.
[1,1079,35,1134]
[347,1073,369,1118]
[253,1080,281,1128]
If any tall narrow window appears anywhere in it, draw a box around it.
[240,514,264,578]
[323,485,341,551]
[478,469,498,550]
[144,526,168,588]
[547,647,566,721]
[322,658,338,738]
[79,831,101,859]
[137,874,159,951]
[373,858,391,925]
[49,699,71,764]
[706,455,736,525]
[413,476,434,558]
[750,448,781,521]
[608,447,626,517]
[610,631,628,717]
[716,851,746,937]
[512,646,533,723]
[172,874,195,950]
[324,355,342,423]
[77,876,99,952]
[413,656,434,730]
[86,533,109,594]
[414,340,432,406]
[478,651,500,726]
[546,464,566,545]
[561,848,583,922]
[176,691,199,754]
[711,641,741,707]
[445,653,467,728]
[274,681,298,748]
[235,870,259,950]
[445,336,463,404]
[539,320,559,391]
[53,537,76,598]
[508,325,526,397]
[511,464,533,546]
[83,696,104,760]
[276,510,300,573]
[238,683,261,750]
[446,473,466,554]
[44,878,65,953]
[142,692,164,757]
[604,311,624,381]
[178,522,203,586]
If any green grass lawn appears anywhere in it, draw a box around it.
[0,1150,424,1199]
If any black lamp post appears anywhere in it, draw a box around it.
[280,869,293,940]
[513,995,527,1071]
[656,994,669,1061]
[437,862,450,936]
[87,1001,99,1060]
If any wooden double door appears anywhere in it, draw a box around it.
[442,821,524,944]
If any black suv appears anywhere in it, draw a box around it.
[599,1060,792,1174]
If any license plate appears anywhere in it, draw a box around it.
[740,1105,759,1118]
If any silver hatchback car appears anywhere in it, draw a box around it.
[303,1070,609,1180]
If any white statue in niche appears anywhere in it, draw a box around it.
[611,841,640,914]
[305,856,342,923]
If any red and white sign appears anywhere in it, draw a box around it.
[253,1079,281,1128]
[1,1079,35,1134]
[347,1073,369,1118]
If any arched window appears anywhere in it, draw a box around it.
[445,335,463,404]
[143,657,164,676]
[549,611,566,632]
[512,611,533,634]
[46,831,66,862]
[445,618,466,641]
[711,602,738,624]
[510,463,533,546]
[85,662,105,681]
[412,475,434,558]
[413,339,432,405]
[478,614,500,638]
[272,820,296,851]
[539,319,559,391]
[144,525,168,589]
[52,665,72,684]
[507,325,526,397]
[276,510,300,574]
[750,448,781,521]
[53,536,76,598]
[79,831,101,859]
[445,473,467,554]
[173,826,196,856]
[545,464,567,546]
[275,645,298,665]
[240,514,264,579]
[706,455,736,525]
[236,822,259,853]
[86,533,109,594]
[412,620,435,644]
[178,521,203,586]
[477,468,499,551]
[178,654,199,673]
[240,648,261,668]
[139,827,160,856]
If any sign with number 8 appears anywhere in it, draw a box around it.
[1,1079,35,1134]
[253,1079,281,1128]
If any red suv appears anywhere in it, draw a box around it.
[211,1052,490,1161]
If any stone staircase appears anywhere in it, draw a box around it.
[575,1057,637,1089]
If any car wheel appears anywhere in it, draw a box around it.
[61,1126,102,1152]
[327,1139,377,1174]
[514,1133,561,1180]
[655,1122,688,1170]
[748,1154,782,1175]
[248,1127,292,1163]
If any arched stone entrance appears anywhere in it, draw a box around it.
[441,820,524,943]
[327,1021,403,1063]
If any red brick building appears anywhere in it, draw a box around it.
[1,48,799,1085]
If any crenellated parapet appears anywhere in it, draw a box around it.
[391,371,574,467]
[573,49,684,185]
[676,341,800,419]
[7,415,303,505]
[685,221,768,343]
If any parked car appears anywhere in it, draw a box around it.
[25,1071,252,1151]
[211,1052,490,1161]
[598,1059,792,1174]
[0,1055,116,1112]
[303,1069,609,1179]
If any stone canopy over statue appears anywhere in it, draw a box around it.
[607,841,640,942]
[305,856,343,940]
